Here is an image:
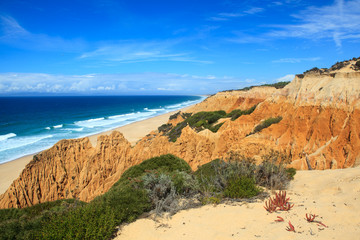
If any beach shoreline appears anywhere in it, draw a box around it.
[0,105,193,194]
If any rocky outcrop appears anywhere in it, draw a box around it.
[1,58,360,209]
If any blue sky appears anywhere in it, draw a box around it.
[0,0,359,95]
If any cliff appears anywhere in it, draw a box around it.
[1,58,360,209]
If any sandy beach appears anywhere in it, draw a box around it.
[0,106,191,194]
[115,167,360,240]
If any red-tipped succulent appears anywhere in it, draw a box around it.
[275,216,284,222]
[305,213,317,222]
[286,221,296,232]
[305,213,328,228]
[264,199,277,213]
[264,191,294,213]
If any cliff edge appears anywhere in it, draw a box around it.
[1,58,360,208]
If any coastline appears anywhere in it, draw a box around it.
[0,105,193,195]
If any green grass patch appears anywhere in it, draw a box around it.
[248,116,283,135]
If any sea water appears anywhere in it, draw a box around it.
[0,95,204,164]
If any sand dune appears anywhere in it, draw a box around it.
[115,167,360,240]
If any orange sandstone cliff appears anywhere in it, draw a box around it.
[1,58,360,209]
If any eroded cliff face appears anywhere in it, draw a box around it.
[188,86,277,113]
[1,59,360,209]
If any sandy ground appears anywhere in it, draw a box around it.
[115,167,360,240]
[0,107,191,194]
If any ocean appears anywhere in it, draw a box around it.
[0,95,204,164]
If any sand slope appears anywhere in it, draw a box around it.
[115,167,360,240]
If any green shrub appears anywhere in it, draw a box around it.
[208,122,224,133]
[142,173,177,215]
[188,111,225,124]
[195,156,258,196]
[0,199,85,240]
[119,154,192,183]
[169,111,181,120]
[223,176,260,198]
[158,123,172,134]
[171,170,199,195]
[227,104,257,121]
[255,151,292,189]
[38,154,191,239]
[164,107,259,142]
[248,116,283,135]
[40,184,151,240]
[286,168,296,180]
[167,121,188,142]
[201,195,222,205]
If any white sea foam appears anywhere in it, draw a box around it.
[0,135,53,152]
[147,108,164,112]
[0,133,16,142]
[108,113,135,119]
[61,127,84,132]
[75,112,155,129]
[1,96,206,163]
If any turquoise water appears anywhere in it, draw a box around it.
[0,95,204,163]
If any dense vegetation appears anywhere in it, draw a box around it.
[159,105,257,142]
[0,153,295,240]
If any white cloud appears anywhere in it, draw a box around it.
[276,74,295,82]
[272,57,321,63]
[219,13,244,17]
[208,17,229,21]
[0,15,86,52]
[267,0,360,47]
[209,6,265,21]
[244,7,264,14]
[0,72,252,95]
[79,40,211,64]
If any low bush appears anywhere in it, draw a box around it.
[41,185,150,239]
[0,199,85,240]
[167,121,188,142]
[142,172,178,215]
[118,154,192,183]
[286,167,297,180]
[158,123,172,134]
[255,150,294,190]
[223,176,260,198]
[171,170,199,196]
[169,111,181,120]
[195,156,260,200]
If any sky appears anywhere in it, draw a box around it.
[0,0,359,95]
